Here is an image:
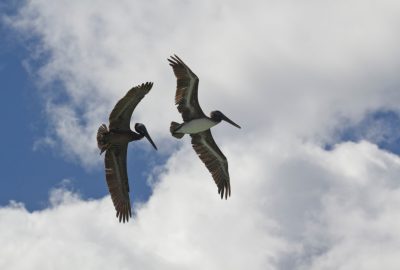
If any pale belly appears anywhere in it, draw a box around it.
[176,118,217,134]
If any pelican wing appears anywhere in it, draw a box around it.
[168,55,206,121]
[109,82,153,131]
[191,130,231,199]
[104,143,132,222]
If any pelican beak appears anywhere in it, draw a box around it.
[222,114,241,129]
[145,132,158,150]
[135,123,158,150]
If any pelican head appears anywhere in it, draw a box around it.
[210,110,241,129]
[134,123,158,150]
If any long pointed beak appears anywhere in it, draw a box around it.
[222,115,241,129]
[143,131,158,150]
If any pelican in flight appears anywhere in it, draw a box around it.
[168,55,241,199]
[97,82,157,223]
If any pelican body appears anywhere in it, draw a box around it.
[97,82,157,223]
[172,111,240,135]
[168,55,241,199]
[98,124,151,154]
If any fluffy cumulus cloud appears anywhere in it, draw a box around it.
[2,141,400,269]
[7,0,400,165]
[2,0,400,269]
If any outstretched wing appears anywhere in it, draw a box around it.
[168,55,206,121]
[104,143,132,223]
[109,82,153,131]
[191,130,231,199]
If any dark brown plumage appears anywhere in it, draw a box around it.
[168,55,206,121]
[109,82,153,132]
[191,130,231,199]
[168,55,240,199]
[97,82,157,222]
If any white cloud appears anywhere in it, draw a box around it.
[2,141,400,269]
[6,0,400,165]
[3,0,400,269]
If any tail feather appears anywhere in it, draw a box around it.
[97,124,109,154]
[170,122,184,139]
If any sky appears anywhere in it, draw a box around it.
[1,0,400,269]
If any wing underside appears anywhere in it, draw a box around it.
[168,55,205,121]
[104,144,132,222]
[191,130,231,199]
[109,82,153,131]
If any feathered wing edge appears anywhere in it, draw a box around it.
[104,144,132,222]
[168,55,205,121]
[191,130,231,199]
[97,124,109,155]
[109,82,153,131]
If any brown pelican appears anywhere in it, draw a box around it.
[168,55,241,199]
[97,82,157,223]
